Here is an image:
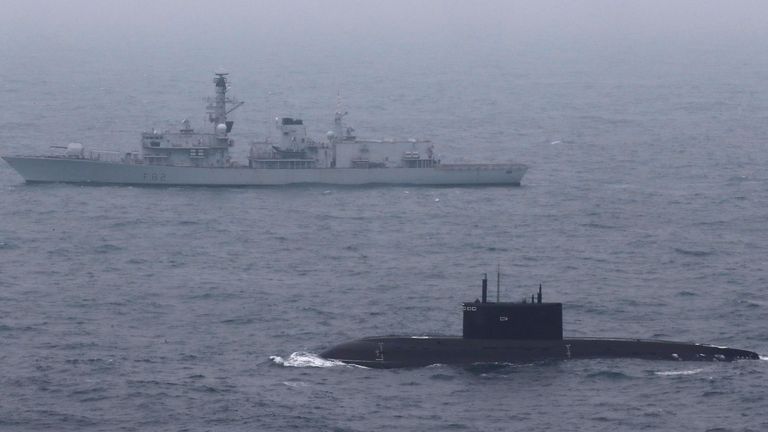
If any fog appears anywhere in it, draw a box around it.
[3,0,767,52]
[2,0,767,154]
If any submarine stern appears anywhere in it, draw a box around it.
[561,338,759,362]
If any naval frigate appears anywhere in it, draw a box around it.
[2,72,528,186]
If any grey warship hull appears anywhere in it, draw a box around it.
[2,156,528,186]
[3,73,529,186]
[321,336,760,368]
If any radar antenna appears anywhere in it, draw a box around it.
[206,71,244,134]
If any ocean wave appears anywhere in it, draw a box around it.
[464,362,533,375]
[269,352,350,368]
[654,368,704,376]
[282,380,310,388]
[581,222,619,230]
[673,248,714,257]
[220,317,256,325]
[727,174,759,184]
[94,243,123,254]
[428,372,455,381]
[585,370,633,380]
[0,240,18,250]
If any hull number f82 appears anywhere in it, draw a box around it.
[143,172,167,182]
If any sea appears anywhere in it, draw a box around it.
[1,17,768,432]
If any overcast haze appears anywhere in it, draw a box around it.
[4,1,768,88]
[2,1,768,154]
[3,1,768,50]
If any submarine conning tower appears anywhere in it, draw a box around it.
[462,274,563,340]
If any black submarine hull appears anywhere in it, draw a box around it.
[321,336,759,368]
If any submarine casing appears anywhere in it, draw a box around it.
[321,336,759,368]
[321,277,759,368]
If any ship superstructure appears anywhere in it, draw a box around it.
[249,110,438,171]
[2,73,528,186]
[137,72,243,169]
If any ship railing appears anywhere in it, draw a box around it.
[249,150,277,159]
[438,163,522,171]
[81,150,126,163]
[568,337,697,344]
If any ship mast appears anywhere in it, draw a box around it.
[330,91,355,142]
[332,92,347,142]
[207,71,243,134]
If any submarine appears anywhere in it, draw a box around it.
[321,275,759,368]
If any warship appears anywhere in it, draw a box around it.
[321,274,759,368]
[2,72,528,186]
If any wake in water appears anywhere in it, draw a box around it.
[270,352,363,368]
[654,368,705,376]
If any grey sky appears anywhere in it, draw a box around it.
[3,0,767,50]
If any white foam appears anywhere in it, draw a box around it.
[654,368,704,376]
[759,355,768,361]
[270,352,347,368]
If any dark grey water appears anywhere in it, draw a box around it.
[2,16,768,432]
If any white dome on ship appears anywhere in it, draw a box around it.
[216,123,227,135]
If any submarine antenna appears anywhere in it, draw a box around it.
[481,273,488,303]
[496,263,501,302]
[537,284,542,304]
